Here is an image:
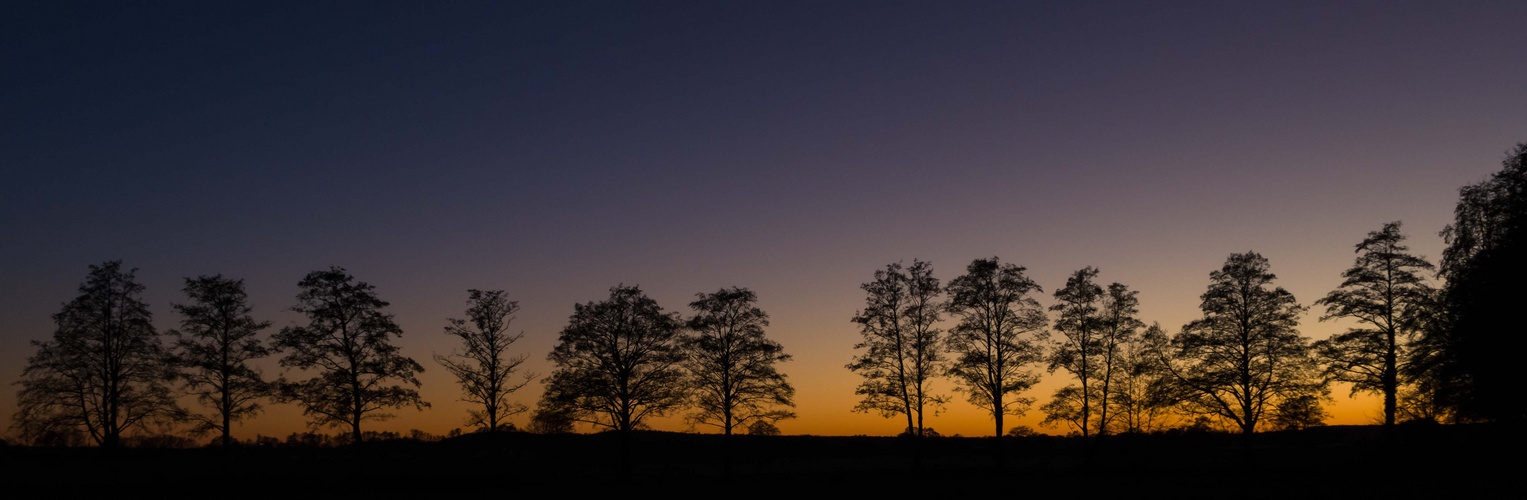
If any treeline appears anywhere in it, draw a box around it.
[845,142,1527,440]
[7,265,796,448]
[8,142,1526,450]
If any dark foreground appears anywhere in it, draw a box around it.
[1,425,1516,498]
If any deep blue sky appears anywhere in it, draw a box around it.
[3,1,1525,436]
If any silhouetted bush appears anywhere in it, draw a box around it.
[529,406,575,434]
[1270,394,1331,431]
[747,420,781,436]
[898,426,941,438]
[1005,425,1037,437]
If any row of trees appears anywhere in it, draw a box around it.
[11,266,432,447]
[846,228,1440,442]
[0,236,1475,447]
[9,265,799,449]
[0,232,1474,448]
[13,142,1526,447]
[842,141,1527,439]
[534,285,797,440]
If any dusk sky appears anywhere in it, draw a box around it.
[3,1,1525,439]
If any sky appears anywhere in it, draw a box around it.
[2,1,1525,440]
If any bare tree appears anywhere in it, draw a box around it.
[168,275,272,448]
[1042,267,1105,436]
[12,261,183,447]
[435,289,534,432]
[1313,222,1435,427]
[272,267,428,443]
[539,285,689,432]
[683,287,795,436]
[943,257,1047,439]
[1159,252,1319,438]
[847,259,948,438]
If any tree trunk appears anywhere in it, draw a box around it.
[913,406,924,472]
[620,404,633,479]
[1384,331,1398,427]
[723,409,734,479]
[722,427,734,480]
[1080,345,1091,438]
[1098,367,1112,436]
[1080,377,1091,438]
[993,407,1005,471]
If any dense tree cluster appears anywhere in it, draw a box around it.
[1429,143,1527,423]
[10,140,1526,450]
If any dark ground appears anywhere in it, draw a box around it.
[0,424,1516,498]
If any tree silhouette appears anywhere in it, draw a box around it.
[539,285,689,432]
[1094,282,1143,435]
[1111,323,1177,433]
[942,257,1046,439]
[435,289,534,432]
[847,260,948,440]
[168,275,273,448]
[1433,141,1527,423]
[272,268,427,443]
[1313,222,1434,427]
[1042,267,1106,437]
[1159,252,1319,438]
[683,287,795,436]
[12,261,183,447]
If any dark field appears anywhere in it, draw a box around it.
[2,425,1515,498]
